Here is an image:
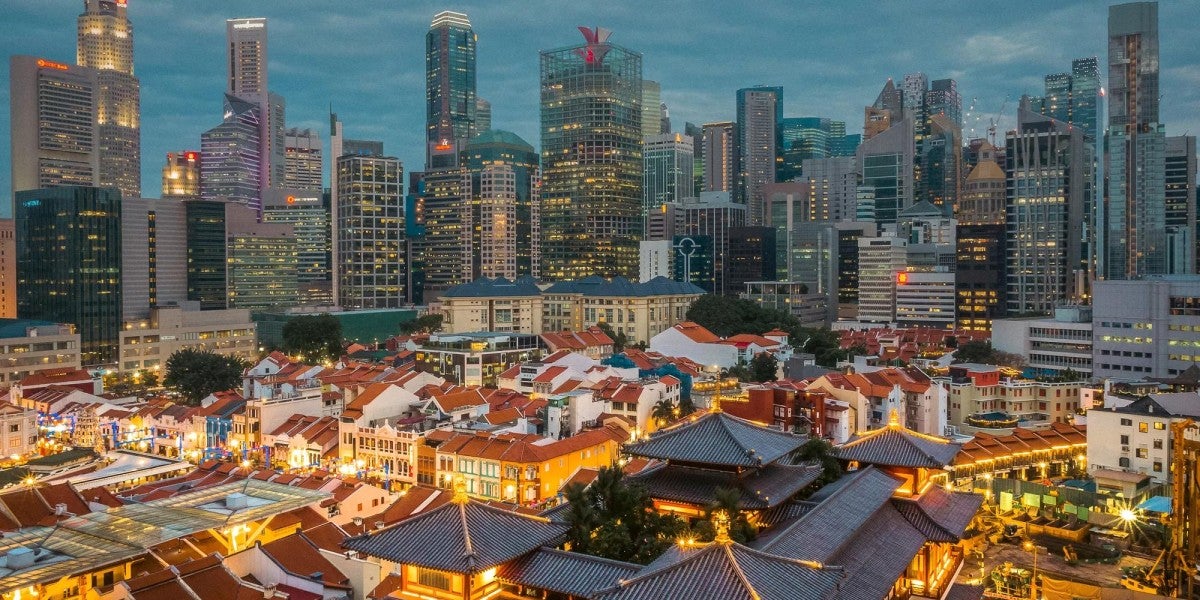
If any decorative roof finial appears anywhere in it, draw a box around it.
[888,408,900,427]
[712,509,732,544]
[451,475,470,505]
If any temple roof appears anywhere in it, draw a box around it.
[499,547,641,598]
[342,498,568,573]
[892,486,983,543]
[592,540,844,600]
[625,411,808,468]
[626,462,823,510]
[835,418,961,469]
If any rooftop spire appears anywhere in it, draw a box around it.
[451,475,470,505]
[887,409,900,427]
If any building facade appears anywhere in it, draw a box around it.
[539,27,642,280]
[16,187,121,366]
[162,151,201,199]
[426,11,477,167]
[1092,277,1200,379]
[77,0,140,199]
[336,154,405,309]
[0,321,81,387]
[735,86,782,224]
[702,121,736,193]
[642,133,694,222]
[119,306,257,375]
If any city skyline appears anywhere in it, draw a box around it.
[2,1,1199,213]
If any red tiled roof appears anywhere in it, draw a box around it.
[671,321,721,343]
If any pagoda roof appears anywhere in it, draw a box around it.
[835,417,960,469]
[499,547,641,598]
[892,486,983,543]
[592,539,843,600]
[626,462,823,510]
[342,498,567,573]
[625,411,807,468]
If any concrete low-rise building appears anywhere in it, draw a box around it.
[1086,391,1200,486]
[940,363,1084,434]
[0,320,81,386]
[1092,277,1200,379]
[0,401,37,458]
[118,305,257,375]
[991,305,1093,377]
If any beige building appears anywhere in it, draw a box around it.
[0,401,38,458]
[0,321,81,386]
[439,276,704,344]
[941,363,1083,433]
[118,305,257,374]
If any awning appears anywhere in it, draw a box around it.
[1136,495,1172,514]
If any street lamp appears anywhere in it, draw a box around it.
[1023,541,1039,600]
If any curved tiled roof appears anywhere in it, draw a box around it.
[499,547,641,597]
[626,462,823,510]
[441,276,543,298]
[892,486,983,543]
[625,411,808,468]
[342,499,568,573]
[593,540,844,600]
[836,422,961,469]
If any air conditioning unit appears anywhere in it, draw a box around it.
[1121,446,1131,453]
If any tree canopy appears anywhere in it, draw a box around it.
[595,321,628,353]
[398,314,444,335]
[282,314,344,363]
[685,295,847,367]
[952,340,1026,368]
[164,349,247,405]
[790,438,844,487]
[562,466,686,564]
[749,352,778,382]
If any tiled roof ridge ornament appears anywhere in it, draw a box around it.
[451,475,470,505]
[887,408,900,427]
[712,509,732,544]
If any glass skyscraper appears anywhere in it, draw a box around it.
[1104,2,1166,279]
[78,0,140,199]
[200,94,263,211]
[539,27,642,280]
[735,86,782,224]
[16,187,122,366]
[426,11,476,168]
[463,130,541,278]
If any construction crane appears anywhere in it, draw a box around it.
[987,97,1010,147]
[1125,419,1200,597]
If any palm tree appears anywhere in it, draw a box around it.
[650,399,677,428]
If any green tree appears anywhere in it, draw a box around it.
[563,466,687,564]
[791,438,843,486]
[650,399,677,428]
[749,352,778,382]
[952,340,997,364]
[164,349,247,405]
[595,321,628,352]
[398,314,444,335]
[282,314,344,363]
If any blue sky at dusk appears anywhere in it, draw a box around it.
[2,1,1198,210]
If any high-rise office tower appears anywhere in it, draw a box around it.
[162,151,201,199]
[1006,107,1093,315]
[643,133,694,221]
[184,200,229,310]
[1033,58,1102,145]
[10,56,99,197]
[426,11,476,168]
[200,95,262,209]
[78,0,140,199]
[925,79,962,129]
[476,165,519,280]
[684,122,704,197]
[16,187,121,366]
[226,205,298,309]
[765,181,818,279]
[725,226,777,293]
[284,128,323,191]
[675,193,746,295]
[1165,136,1197,272]
[418,167,472,295]
[336,153,405,308]
[539,26,642,280]
[463,130,541,278]
[1104,2,1166,279]
[856,116,914,224]
[475,97,492,134]
[857,234,908,323]
[735,86,781,224]
[226,18,285,190]
[802,156,858,222]
[921,113,962,211]
[901,73,928,121]
[642,80,663,138]
[702,121,735,192]
[262,189,331,305]
[863,79,902,141]
[0,220,14,318]
[121,197,187,319]
[956,144,1007,331]
[778,117,830,182]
